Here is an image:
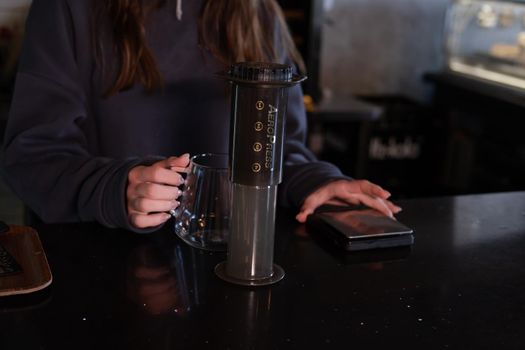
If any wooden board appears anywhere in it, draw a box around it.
[0,225,52,297]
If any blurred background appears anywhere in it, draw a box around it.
[0,0,29,224]
[281,0,525,198]
[1,0,525,224]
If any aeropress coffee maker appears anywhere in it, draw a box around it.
[215,62,306,286]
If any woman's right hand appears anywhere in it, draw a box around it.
[127,154,190,228]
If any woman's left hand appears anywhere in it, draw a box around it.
[295,179,402,223]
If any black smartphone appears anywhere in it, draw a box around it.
[307,206,414,251]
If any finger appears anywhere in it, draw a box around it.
[356,180,391,199]
[170,166,189,173]
[385,200,402,214]
[342,195,400,216]
[129,212,171,229]
[346,193,394,218]
[325,198,351,206]
[128,165,146,184]
[137,166,185,186]
[296,186,338,223]
[166,154,190,168]
[130,197,179,214]
[135,182,182,201]
[153,154,190,169]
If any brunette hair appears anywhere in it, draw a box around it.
[99,0,304,96]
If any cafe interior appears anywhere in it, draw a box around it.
[0,0,524,349]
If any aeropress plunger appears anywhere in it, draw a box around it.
[215,62,306,286]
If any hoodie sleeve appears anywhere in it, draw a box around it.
[273,17,351,208]
[1,0,155,232]
[278,81,351,208]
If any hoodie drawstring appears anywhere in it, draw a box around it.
[176,0,183,20]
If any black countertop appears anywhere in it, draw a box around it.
[1,192,525,349]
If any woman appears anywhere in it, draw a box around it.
[2,0,400,231]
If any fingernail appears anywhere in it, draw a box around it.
[176,189,182,197]
[162,213,171,221]
[181,153,190,158]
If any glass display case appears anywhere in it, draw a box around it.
[445,0,525,89]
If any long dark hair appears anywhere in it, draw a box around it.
[98,0,304,96]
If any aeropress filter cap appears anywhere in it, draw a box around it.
[219,62,306,86]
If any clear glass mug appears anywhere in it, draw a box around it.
[173,153,230,251]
